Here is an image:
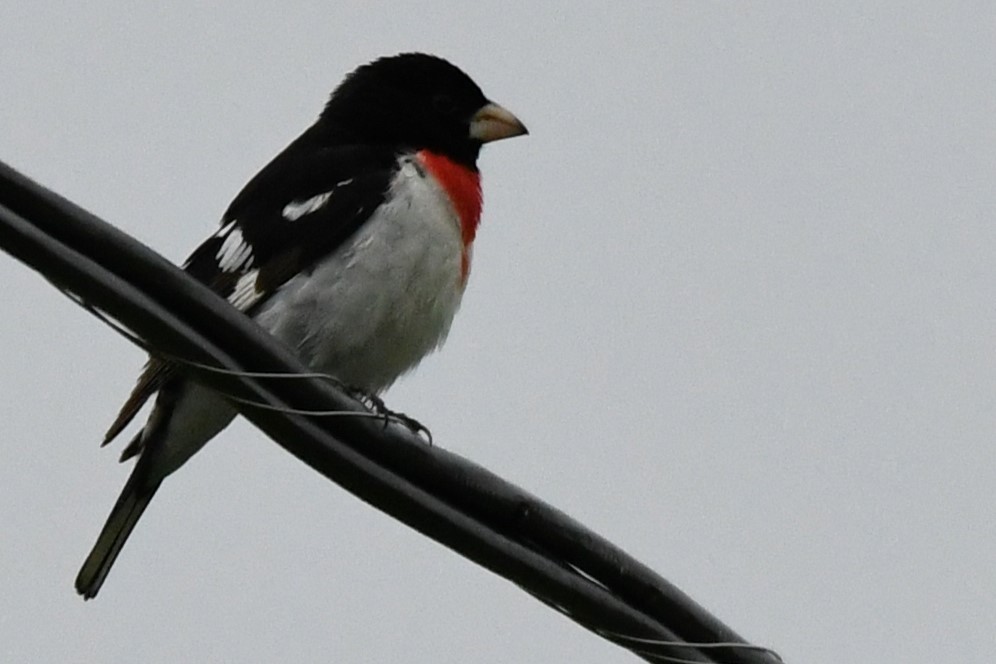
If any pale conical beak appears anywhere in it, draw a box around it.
[469,102,528,143]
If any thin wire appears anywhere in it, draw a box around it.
[52,282,427,435]
[52,283,759,663]
[58,283,335,379]
[522,588,717,664]
[628,648,729,664]
[628,645,783,664]
[63,285,771,659]
[51,280,183,358]
[225,392,393,421]
[527,586,782,664]
[599,629,785,663]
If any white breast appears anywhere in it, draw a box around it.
[251,155,468,393]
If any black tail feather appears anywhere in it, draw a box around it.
[75,474,159,600]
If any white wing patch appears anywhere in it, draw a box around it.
[282,191,333,221]
[228,268,263,311]
[282,178,353,222]
[216,226,254,272]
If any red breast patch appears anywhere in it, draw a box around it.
[416,150,482,282]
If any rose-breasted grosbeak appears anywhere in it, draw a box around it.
[75,53,527,599]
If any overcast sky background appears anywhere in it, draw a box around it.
[1,3,994,663]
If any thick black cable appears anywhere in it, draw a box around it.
[0,160,782,664]
[0,198,709,664]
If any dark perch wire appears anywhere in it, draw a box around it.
[0,160,781,664]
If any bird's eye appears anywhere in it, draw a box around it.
[432,94,457,115]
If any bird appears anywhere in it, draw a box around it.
[75,52,527,599]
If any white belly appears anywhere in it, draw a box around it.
[251,155,468,393]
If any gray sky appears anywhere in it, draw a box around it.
[2,3,994,663]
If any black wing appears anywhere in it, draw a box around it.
[104,132,398,448]
[185,131,398,312]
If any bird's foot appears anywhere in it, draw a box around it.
[345,386,432,444]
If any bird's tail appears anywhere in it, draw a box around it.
[75,475,159,600]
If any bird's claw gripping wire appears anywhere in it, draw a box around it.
[346,386,433,444]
